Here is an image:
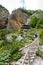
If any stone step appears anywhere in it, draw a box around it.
[29,59,33,63]
[24,60,29,64]
[29,54,36,57]
[30,56,35,59]
[15,62,20,65]
[24,62,30,65]
[10,37,39,65]
[25,56,29,60]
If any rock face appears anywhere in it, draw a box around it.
[0,5,9,29]
[9,9,30,32]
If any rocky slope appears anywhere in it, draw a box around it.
[9,9,30,32]
[0,5,9,29]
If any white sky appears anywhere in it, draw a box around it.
[0,0,43,13]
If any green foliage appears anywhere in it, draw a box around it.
[39,29,43,37]
[0,41,24,64]
[0,7,43,64]
[23,29,35,44]
[39,18,43,24]
[18,29,23,35]
[36,16,43,28]
[0,50,11,65]
[39,41,43,46]
[11,52,22,61]
[36,50,43,58]
[0,29,13,40]
[30,16,38,28]
[0,29,24,65]
[0,31,24,64]
[0,40,5,48]
[39,29,43,45]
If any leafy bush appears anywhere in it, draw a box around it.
[18,29,23,35]
[39,29,43,45]
[36,17,43,28]
[0,41,24,64]
[39,41,43,46]
[0,40,5,48]
[0,28,25,65]
[0,50,11,65]
[30,16,38,28]
[39,29,43,38]
[11,52,22,61]
[0,29,12,40]
[0,33,24,64]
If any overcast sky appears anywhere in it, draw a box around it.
[0,0,43,13]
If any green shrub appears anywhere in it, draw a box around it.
[0,50,11,65]
[0,29,12,40]
[39,29,43,45]
[36,17,43,28]
[11,52,22,61]
[36,50,43,58]
[30,16,38,28]
[0,40,5,48]
[0,41,24,64]
[18,29,23,35]
[39,29,43,38]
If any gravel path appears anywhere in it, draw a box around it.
[32,56,43,65]
[10,37,40,65]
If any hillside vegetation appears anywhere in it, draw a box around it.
[0,6,43,64]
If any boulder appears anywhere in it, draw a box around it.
[0,5,9,29]
[9,8,30,32]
